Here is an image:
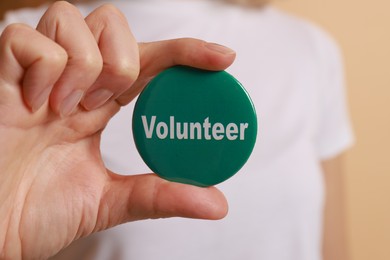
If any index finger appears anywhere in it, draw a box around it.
[116,38,236,106]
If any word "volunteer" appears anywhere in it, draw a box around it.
[141,116,249,141]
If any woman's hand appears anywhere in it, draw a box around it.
[0,2,235,259]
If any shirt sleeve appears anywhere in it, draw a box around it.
[313,28,355,160]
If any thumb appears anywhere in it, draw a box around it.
[94,172,228,231]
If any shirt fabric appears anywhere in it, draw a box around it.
[1,1,354,259]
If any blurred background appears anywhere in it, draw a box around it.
[272,1,390,260]
[1,1,389,259]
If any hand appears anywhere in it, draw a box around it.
[0,2,235,259]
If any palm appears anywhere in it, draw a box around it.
[1,93,120,257]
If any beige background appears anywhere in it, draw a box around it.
[1,1,389,259]
[273,1,390,259]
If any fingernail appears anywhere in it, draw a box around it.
[31,87,51,112]
[60,90,84,117]
[205,42,235,55]
[83,88,114,110]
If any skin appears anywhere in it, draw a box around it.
[322,156,351,260]
[0,2,236,259]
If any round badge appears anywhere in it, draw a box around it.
[132,66,257,187]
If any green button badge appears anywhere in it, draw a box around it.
[132,66,257,187]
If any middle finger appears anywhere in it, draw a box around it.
[36,1,103,117]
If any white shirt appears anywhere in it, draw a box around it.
[2,1,353,259]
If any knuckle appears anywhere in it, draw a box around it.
[171,37,200,56]
[47,1,77,14]
[43,1,83,25]
[73,52,103,73]
[0,24,30,41]
[95,4,127,22]
[0,23,68,67]
[108,60,140,84]
[44,47,68,67]
[168,38,201,64]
